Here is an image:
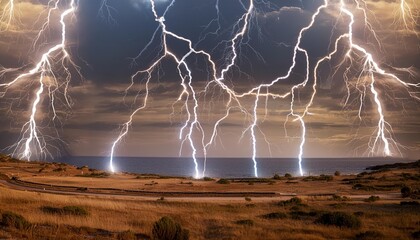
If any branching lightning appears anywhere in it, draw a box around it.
[0,0,14,32]
[0,0,418,177]
[0,0,78,160]
[108,0,419,177]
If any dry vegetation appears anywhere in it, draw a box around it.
[0,154,419,239]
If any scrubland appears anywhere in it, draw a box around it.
[0,155,418,239]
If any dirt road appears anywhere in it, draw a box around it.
[0,179,403,203]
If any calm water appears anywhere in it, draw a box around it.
[57,157,414,178]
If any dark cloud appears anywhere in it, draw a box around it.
[0,0,419,159]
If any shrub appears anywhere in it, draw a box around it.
[77,172,110,178]
[41,206,63,214]
[235,219,254,226]
[290,210,319,220]
[203,177,214,181]
[53,167,66,172]
[62,206,89,216]
[401,186,411,198]
[261,212,287,220]
[364,196,380,202]
[331,195,349,201]
[216,178,230,184]
[315,212,361,228]
[303,175,333,182]
[278,197,303,206]
[1,212,31,230]
[152,216,189,240]
[284,173,292,178]
[334,171,341,176]
[355,231,384,240]
[400,201,419,206]
[245,197,252,202]
[41,206,88,216]
[320,174,333,181]
[273,174,282,180]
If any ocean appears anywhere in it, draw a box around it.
[56,156,414,178]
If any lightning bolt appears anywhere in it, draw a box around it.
[3,0,416,177]
[399,0,419,35]
[0,0,14,31]
[0,0,78,160]
[108,0,419,178]
[109,0,255,178]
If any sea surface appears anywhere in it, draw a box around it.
[57,156,415,178]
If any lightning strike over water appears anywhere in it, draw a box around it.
[108,0,419,177]
[0,0,419,178]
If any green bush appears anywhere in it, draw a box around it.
[261,212,287,220]
[152,216,189,240]
[284,173,292,178]
[203,177,214,181]
[355,230,384,240]
[216,178,230,184]
[235,219,254,226]
[334,171,341,176]
[315,212,361,228]
[401,186,411,198]
[1,211,31,230]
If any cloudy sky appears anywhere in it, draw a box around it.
[0,0,419,160]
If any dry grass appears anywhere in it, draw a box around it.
[0,185,419,239]
[0,158,419,239]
